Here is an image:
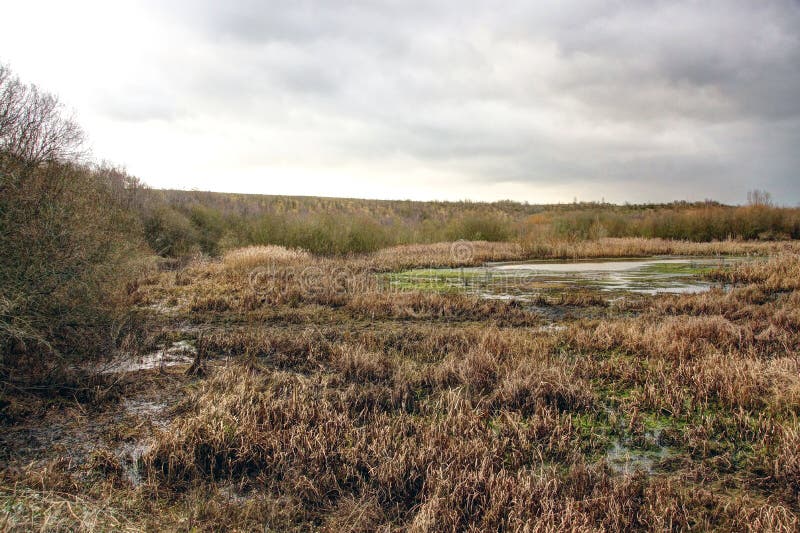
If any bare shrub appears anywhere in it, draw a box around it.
[0,66,145,367]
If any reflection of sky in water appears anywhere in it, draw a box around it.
[488,257,730,295]
[394,257,750,299]
[493,258,702,273]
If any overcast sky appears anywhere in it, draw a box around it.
[2,0,799,204]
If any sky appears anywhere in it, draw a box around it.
[1,0,799,205]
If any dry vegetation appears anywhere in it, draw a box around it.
[141,190,800,258]
[3,240,800,531]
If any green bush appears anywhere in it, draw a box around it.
[445,212,513,242]
[142,206,199,257]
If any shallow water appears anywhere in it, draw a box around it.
[391,256,748,300]
[100,340,195,374]
[490,257,727,295]
[116,440,150,486]
[605,438,675,475]
[494,258,701,273]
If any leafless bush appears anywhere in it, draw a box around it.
[0,64,84,164]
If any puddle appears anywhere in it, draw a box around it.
[112,399,172,486]
[100,340,195,374]
[115,440,150,486]
[479,292,530,301]
[390,256,751,300]
[124,399,170,429]
[219,483,253,503]
[597,405,678,475]
[534,323,567,333]
[605,436,674,475]
[145,302,181,315]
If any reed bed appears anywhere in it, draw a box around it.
[221,245,311,269]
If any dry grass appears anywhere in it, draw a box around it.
[221,244,311,269]
[710,252,800,291]
[3,240,800,531]
[520,236,800,260]
[367,238,799,270]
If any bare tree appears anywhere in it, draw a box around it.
[0,64,84,165]
[94,161,149,210]
[0,65,25,136]
[747,189,773,207]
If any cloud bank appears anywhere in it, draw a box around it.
[2,0,799,203]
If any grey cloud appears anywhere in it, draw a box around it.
[546,1,800,120]
[133,0,800,203]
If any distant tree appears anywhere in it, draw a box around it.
[747,189,773,207]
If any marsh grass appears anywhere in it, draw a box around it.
[3,242,800,531]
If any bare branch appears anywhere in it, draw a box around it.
[0,64,85,165]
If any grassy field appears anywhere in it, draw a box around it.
[2,238,800,531]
